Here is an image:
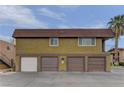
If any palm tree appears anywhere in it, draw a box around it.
[108,15,124,65]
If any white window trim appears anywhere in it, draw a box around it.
[49,37,59,47]
[78,37,96,46]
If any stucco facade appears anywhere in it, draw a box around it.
[16,38,103,55]
[15,38,112,72]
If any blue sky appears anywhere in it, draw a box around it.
[0,5,124,50]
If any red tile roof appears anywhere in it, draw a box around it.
[13,29,114,38]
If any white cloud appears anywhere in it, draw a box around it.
[57,20,106,29]
[57,25,71,28]
[88,23,106,28]
[82,21,106,28]
[0,35,12,43]
[0,23,11,27]
[57,23,106,29]
[0,6,47,28]
[39,8,66,21]
[57,25,82,28]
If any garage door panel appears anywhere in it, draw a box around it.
[67,61,84,64]
[88,68,104,71]
[68,68,84,71]
[89,60,105,62]
[42,67,58,71]
[88,57,105,72]
[42,65,58,68]
[69,64,84,68]
[21,57,37,72]
[88,57,105,62]
[89,65,104,67]
[42,58,57,62]
[89,67,104,69]
[88,68,103,72]
[67,57,85,71]
[88,62,104,65]
[68,62,84,66]
[68,57,83,63]
[89,67,104,70]
[68,60,84,63]
[88,65,104,68]
[41,57,58,71]
[42,62,58,65]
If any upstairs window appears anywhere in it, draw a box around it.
[78,38,96,46]
[49,37,59,46]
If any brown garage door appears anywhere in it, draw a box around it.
[41,57,58,71]
[88,57,106,72]
[67,57,85,71]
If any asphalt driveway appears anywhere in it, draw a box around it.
[0,67,124,87]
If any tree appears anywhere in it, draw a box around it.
[108,15,124,65]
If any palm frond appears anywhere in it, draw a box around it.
[108,15,124,36]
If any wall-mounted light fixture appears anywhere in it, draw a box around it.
[61,58,64,64]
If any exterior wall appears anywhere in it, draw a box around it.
[59,56,67,71]
[16,38,103,55]
[15,56,20,71]
[109,49,124,63]
[15,38,112,72]
[0,40,15,67]
[119,50,124,62]
[15,53,112,72]
[106,54,112,72]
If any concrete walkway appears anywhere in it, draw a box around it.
[0,67,124,87]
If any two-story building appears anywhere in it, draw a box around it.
[13,29,114,72]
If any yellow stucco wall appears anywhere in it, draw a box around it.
[15,38,112,72]
[15,56,20,72]
[59,56,67,71]
[106,54,113,72]
[16,38,102,54]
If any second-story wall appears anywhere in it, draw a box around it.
[16,38,103,55]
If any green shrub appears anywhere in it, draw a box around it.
[119,62,124,66]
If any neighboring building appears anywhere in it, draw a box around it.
[108,48,124,63]
[0,40,15,70]
[13,29,114,72]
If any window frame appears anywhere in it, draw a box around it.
[78,37,96,46]
[49,37,59,47]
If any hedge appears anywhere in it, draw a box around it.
[119,62,124,66]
